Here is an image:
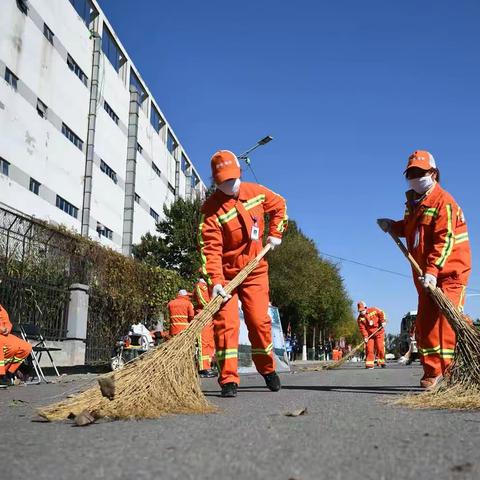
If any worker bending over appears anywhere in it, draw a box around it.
[167,290,194,337]
[193,278,216,378]
[378,150,471,389]
[0,303,32,388]
[357,301,386,369]
[198,150,287,397]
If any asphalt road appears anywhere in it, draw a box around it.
[2,363,479,480]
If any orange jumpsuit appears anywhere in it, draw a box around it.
[392,183,471,378]
[357,307,386,368]
[193,280,215,371]
[199,182,287,385]
[167,295,194,336]
[0,304,32,377]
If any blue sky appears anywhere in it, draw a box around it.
[99,0,480,332]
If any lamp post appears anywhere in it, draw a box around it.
[237,135,273,161]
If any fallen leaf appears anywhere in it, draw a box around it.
[74,410,96,427]
[98,377,115,400]
[285,407,307,417]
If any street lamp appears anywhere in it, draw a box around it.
[236,135,273,182]
[237,135,273,160]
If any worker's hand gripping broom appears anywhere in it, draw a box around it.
[39,244,272,421]
[325,325,384,370]
[380,224,480,401]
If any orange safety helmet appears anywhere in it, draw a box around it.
[404,150,436,174]
[211,150,241,184]
[357,301,367,312]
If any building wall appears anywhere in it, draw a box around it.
[0,0,206,253]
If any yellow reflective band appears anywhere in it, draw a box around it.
[216,349,238,360]
[455,233,469,244]
[435,204,454,268]
[171,322,189,325]
[423,208,439,217]
[217,195,267,226]
[171,315,188,318]
[197,214,212,286]
[196,285,208,307]
[252,343,273,355]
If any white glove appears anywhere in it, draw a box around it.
[267,236,282,250]
[377,218,393,233]
[364,337,368,343]
[420,273,437,289]
[212,284,232,303]
[381,322,386,328]
[398,356,407,365]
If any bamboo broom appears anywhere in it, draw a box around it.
[325,325,384,370]
[382,227,480,409]
[39,244,272,421]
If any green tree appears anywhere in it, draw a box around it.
[133,197,202,281]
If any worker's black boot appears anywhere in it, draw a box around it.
[0,375,9,389]
[263,372,281,392]
[221,382,238,398]
[199,369,217,378]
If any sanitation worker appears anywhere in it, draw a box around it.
[198,150,287,397]
[167,290,194,337]
[192,278,217,378]
[356,301,386,369]
[0,303,32,388]
[378,150,471,389]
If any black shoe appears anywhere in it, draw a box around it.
[221,382,238,397]
[263,372,281,392]
[380,364,386,368]
[199,369,218,378]
[0,376,9,389]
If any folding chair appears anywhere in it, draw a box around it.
[15,324,62,384]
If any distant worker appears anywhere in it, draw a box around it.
[193,278,217,378]
[198,149,287,397]
[0,303,32,388]
[167,290,194,337]
[378,150,471,389]
[357,301,386,369]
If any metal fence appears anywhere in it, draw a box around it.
[0,205,82,340]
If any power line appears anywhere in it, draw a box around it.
[318,250,480,293]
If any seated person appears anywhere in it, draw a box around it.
[0,303,32,388]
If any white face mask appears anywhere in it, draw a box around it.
[359,309,367,316]
[408,174,434,194]
[217,178,241,196]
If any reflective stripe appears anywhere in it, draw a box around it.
[455,233,469,244]
[251,343,273,355]
[216,349,238,360]
[197,214,212,286]
[435,204,454,268]
[217,195,266,225]
[171,315,188,318]
[196,285,208,307]
[171,322,189,326]
[423,207,439,218]
[277,195,288,233]
[419,346,455,359]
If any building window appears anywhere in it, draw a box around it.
[181,154,190,174]
[29,177,41,195]
[152,162,161,178]
[134,193,140,204]
[101,25,125,72]
[4,68,18,90]
[129,69,147,103]
[69,0,98,27]
[167,130,177,156]
[168,183,175,195]
[56,195,78,219]
[150,208,159,222]
[137,143,143,154]
[103,101,119,124]
[191,172,199,189]
[36,98,48,118]
[97,223,113,240]
[43,23,54,44]
[62,123,84,151]
[16,0,28,14]
[67,54,88,86]
[150,103,164,133]
[0,158,10,176]
[100,159,117,184]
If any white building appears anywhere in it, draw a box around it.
[0,0,206,254]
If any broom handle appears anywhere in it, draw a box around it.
[386,230,424,277]
[222,243,272,296]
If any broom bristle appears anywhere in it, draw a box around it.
[39,245,271,421]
